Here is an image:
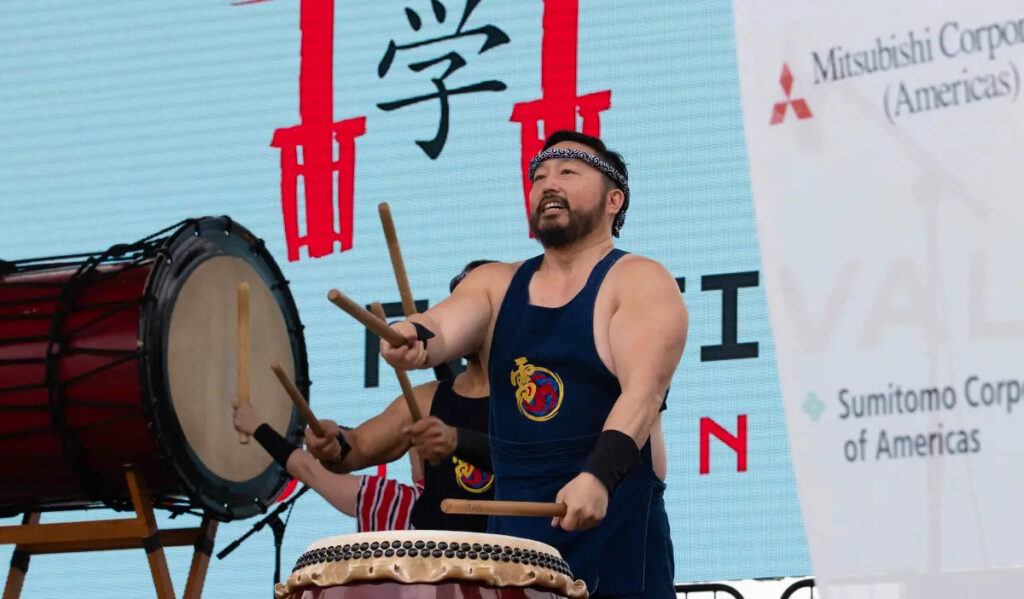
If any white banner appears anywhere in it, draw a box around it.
[732,1,1024,597]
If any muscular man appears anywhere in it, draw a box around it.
[300,260,497,532]
[380,132,687,597]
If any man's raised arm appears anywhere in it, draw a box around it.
[380,264,498,370]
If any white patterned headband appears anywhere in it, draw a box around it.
[528,147,630,236]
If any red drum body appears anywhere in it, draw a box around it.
[0,217,308,521]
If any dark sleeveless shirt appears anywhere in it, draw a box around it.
[410,380,493,532]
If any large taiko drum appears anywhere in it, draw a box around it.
[276,531,589,598]
[0,217,308,520]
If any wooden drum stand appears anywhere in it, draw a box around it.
[0,468,217,599]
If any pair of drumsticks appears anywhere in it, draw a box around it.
[236,203,564,519]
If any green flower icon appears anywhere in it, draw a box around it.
[802,392,825,422]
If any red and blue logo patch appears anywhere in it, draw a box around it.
[510,356,564,422]
[452,457,494,493]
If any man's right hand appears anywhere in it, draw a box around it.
[380,321,430,371]
[304,419,342,463]
[403,416,457,463]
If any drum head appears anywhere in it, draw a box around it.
[168,255,294,482]
[141,217,308,520]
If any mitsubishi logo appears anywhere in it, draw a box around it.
[770,63,812,125]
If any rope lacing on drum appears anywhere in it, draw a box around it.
[0,256,152,396]
[0,219,186,273]
[30,225,186,501]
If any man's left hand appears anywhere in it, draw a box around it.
[551,472,608,531]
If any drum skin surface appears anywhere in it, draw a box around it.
[167,254,295,484]
[0,217,308,520]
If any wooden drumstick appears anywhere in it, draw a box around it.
[270,362,326,437]
[378,202,417,317]
[369,302,423,422]
[441,499,567,518]
[237,282,251,444]
[327,289,409,348]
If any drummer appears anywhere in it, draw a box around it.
[233,260,496,532]
[377,132,686,597]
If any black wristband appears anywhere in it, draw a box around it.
[411,322,435,348]
[582,430,641,495]
[454,427,492,472]
[336,430,353,463]
[254,423,298,468]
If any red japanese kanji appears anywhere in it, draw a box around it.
[271,0,367,261]
[510,0,611,234]
[770,63,812,126]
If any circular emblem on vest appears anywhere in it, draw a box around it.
[452,457,494,493]
[510,356,564,422]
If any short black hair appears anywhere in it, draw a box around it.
[541,130,629,236]
[450,259,498,293]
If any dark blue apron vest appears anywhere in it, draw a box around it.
[487,249,674,597]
